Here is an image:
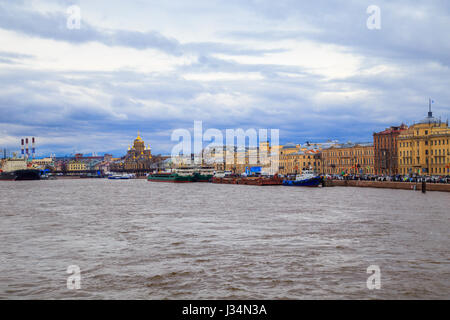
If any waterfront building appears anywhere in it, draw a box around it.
[0,158,28,172]
[206,142,281,174]
[397,106,450,175]
[31,157,54,169]
[67,161,87,171]
[373,125,407,175]
[322,143,375,175]
[110,133,153,173]
[278,143,300,174]
[279,149,321,175]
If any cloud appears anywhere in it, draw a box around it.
[0,0,449,156]
[0,2,283,57]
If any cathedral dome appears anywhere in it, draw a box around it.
[135,132,143,141]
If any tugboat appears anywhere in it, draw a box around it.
[282,169,322,187]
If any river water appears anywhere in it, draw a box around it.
[0,179,448,299]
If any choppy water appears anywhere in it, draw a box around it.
[0,179,449,299]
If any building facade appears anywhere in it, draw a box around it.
[279,150,321,175]
[373,124,407,175]
[398,108,450,176]
[322,143,375,175]
[0,159,28,172]
[110,133,153,173]
[206,142,280,174]
[67,161,87,171]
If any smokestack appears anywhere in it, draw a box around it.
[25,138,29,158]
[32,137,36,159]
[21,139,24,158]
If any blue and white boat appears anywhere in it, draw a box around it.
[283,169,322,187]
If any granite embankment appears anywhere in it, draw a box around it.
[324,180,450,192]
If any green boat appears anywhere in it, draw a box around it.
[147,172,193,183]
[192,172,213,182]
[176,167,214,182]
[148,167,215,183]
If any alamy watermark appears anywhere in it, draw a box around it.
[67,265,81,290]
[367,5,381,30]
[170,121,279,173]
[67,5,81,30]
[366,265,381,290]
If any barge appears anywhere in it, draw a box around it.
[212,175,283,186]
[147,172,193,183]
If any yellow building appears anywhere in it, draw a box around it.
[31,157,54,169]
[398,108,450,175]
[322,143,374,175]
[279,149,321,175]
[67,161,87,171]
[209,142,282,174]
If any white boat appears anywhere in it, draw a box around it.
[108,173,135,180]
[213,170,232,178]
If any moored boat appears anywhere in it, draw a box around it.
[147,172,193,183]
[193,167,215,182]
[108,173,135,180]
[212,174,283,185]
[0,169,41,181]
[282,169,322,187]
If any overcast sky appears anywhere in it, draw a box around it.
[0,0,449,156]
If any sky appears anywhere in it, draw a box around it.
[0,0,449,157]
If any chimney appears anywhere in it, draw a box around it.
[21,139,24,158]
[25,138,29,158]
[32,137,36,159]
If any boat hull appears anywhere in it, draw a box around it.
[212,176,283,185]
[283,176,322,187]
[193,173,213,182]
[147,174,193,183]
[0,169,41,181]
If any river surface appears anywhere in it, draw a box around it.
[0,179,448,299]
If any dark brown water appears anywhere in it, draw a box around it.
[0,179,449,299]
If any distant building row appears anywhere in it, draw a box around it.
[184,106,450,176]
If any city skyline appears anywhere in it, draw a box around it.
[0,0,449,156]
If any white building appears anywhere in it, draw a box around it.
[0,159,28,172]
